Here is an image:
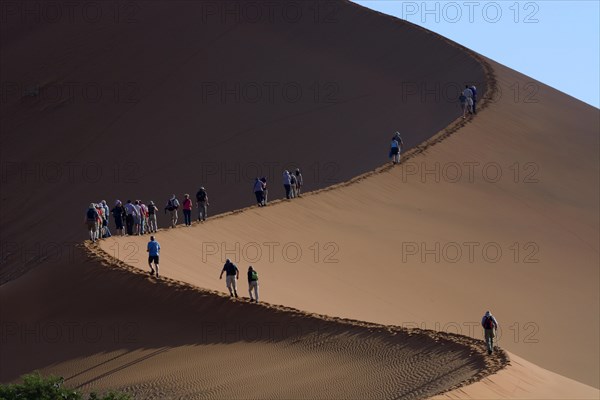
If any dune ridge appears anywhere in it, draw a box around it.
[2,0,597,398]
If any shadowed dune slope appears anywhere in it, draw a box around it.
[100,59,599,393]
[0,0,484,283]
[0,250,504,399]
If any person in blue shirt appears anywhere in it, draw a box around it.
[481,310,499,355]
[147,235,161,278]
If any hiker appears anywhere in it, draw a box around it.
[147,201,158,233]
[470,85,478,114]
[392,131,404,146]
[133,200,142,235]
[459,93,467,118]
[260,177,268,206]
[100,200,111,238]
[481,310,499,355]
[283,170,292,199]
[247,266,259,302]
[147,235,160,278]
[390,138,401,165]
[139,200,148,235]
[253,177,264,206]
[165,194,179,228]
[219,258,239,297]
[290,171,297,198]
[124,200,137,236]
[112,200,126,236]
[84,203,99,242]
[295,169,303,197]
[196,186,209,221]
[94,203,104,240]
[463,85,474,116]
[390,132,403,164]
[182,194,192,226]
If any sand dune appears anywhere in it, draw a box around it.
[1,0,598,398]
[0,0,483,283]
[98,59,599,394]
[0,247,506,399]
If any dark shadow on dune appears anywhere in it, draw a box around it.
[0,246,508,399]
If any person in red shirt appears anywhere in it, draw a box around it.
[182,194,193,226]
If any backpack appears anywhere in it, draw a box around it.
[251,270,258,281]
[483,316,494,329]
[290,175,296,184]
[87,209,97,221]
[197,190,206,202]
[168,198,179,210]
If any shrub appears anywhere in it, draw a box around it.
[0,373,130,400]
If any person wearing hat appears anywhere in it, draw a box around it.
[247,266,259,302]
[481,310,499,355]
[147,201,158,233]
[84,203,99,242]
[196,186,209,221]
[219,258,239,297]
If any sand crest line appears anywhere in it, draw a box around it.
[83,238,509,397]
[82,43,508,395]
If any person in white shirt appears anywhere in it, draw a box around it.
[463,85,474,116]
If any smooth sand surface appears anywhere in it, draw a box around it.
[435,353,599,399]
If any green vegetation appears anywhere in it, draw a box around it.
[0,373,131,400]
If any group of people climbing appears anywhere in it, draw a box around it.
[84,201,112,243]
[165,187,210,228]
[85,188,210,240]
[219,258,260,302]
[252,168,304,207]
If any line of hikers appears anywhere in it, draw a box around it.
[253,168,304,207]
[148,237,498,355]
[146,235,260,302]
[84,187,210,242]
[85,167,307,241]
